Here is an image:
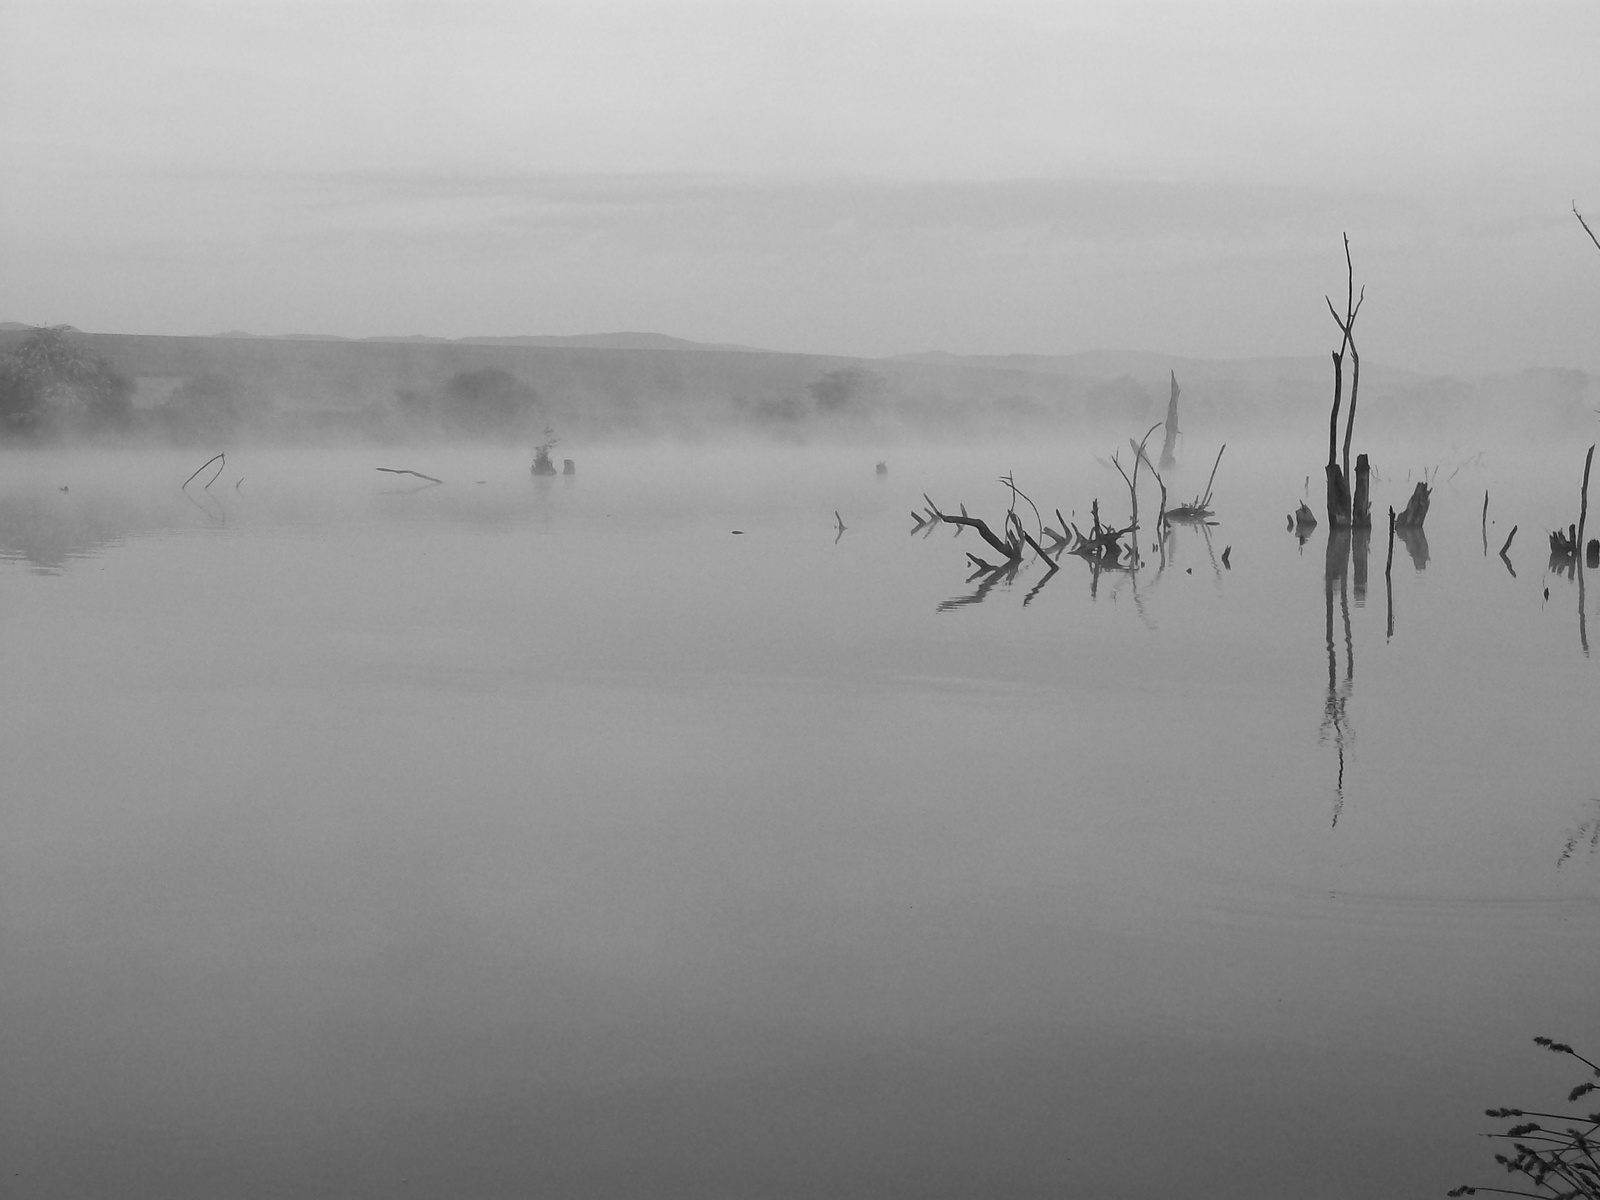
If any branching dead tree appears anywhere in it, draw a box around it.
[1324,234,1367,529]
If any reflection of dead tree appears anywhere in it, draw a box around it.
[1290,502,1317,545]
[1397,526,1430,570]
[1321,530,1355,824]
[937,561,1021,612]
[1324,235,1367,529]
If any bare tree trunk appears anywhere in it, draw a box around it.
[1159,371,1180,470]
[1352,453,1371,529]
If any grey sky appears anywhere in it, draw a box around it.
[4,0,1599,371]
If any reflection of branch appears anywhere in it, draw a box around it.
[1557,799,1600,868]
[182,485,225,524]
[937,562,1019,611]
[1499,525,1519,577]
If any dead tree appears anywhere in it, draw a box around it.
[1394,481,1431,529]
[1159,371,1180,470]
[1324,234,1366,529]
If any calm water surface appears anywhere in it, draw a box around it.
[2,440,1597,1199]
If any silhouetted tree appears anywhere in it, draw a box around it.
[807,367,883,413]
[0,326,132,435]
[400,368,540,438]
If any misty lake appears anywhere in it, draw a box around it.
[2,439,1597,1200]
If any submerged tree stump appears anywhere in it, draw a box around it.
[1352,454,1372,529]
[1394,482,1431,529]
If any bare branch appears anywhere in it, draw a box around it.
[1576,203,1600,255]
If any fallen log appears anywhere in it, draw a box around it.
[376,467,443,485]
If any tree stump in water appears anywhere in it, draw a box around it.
[1394,482,1431,529]
[1352,454,1372,529]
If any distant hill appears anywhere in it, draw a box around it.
[194,329,766,353]
[1,321,81,332]
[456,332,766,353]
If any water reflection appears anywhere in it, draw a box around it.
[1397,526,1430,570]
[0,492,141,574]
[1322,532,1355,824]
[937,561,1022,611]
[1557,799,1600,868]
[1544,549,1591,657]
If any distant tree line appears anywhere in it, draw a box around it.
[0,326,132,435]
[396,368,543,438]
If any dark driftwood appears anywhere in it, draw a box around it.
[928,494,1019,562]
[377,468,443,485]
[1394,482,1431,529]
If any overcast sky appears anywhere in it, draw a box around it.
[3,0,1599,372]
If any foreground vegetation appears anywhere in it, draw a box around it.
[1451,1039,1600,1199]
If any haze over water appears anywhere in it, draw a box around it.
[2,438,1596,1198]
